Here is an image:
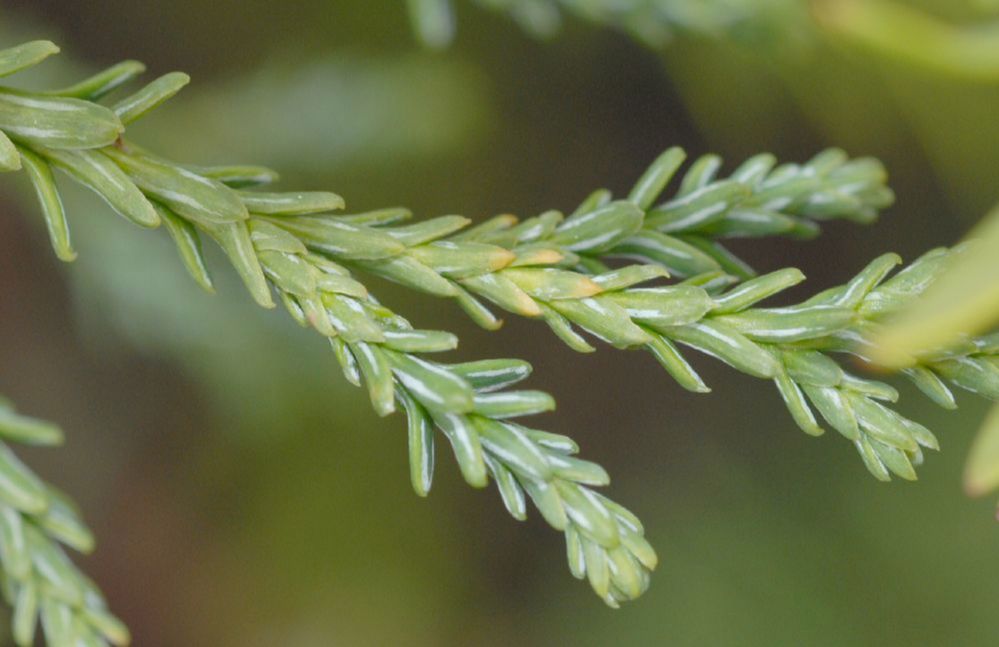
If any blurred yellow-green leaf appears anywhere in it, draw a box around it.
[965,403,999,496]
[812,0,999,82]
[873,209,999,366]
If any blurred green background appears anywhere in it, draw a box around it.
[0,1,997,645]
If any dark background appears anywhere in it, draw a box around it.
[0,1,996,645]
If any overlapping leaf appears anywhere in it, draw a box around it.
[0,400,129,647]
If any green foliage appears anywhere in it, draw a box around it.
[0,399,129,647]
[1,33,997,643]
[966,405,999,501]
[254,145,969,484]
[816,0,999,82]
[412,0,999,88]
[408,0,802,48]
[873,209,999,505]
[0,40,656,612]
[874,211,999,364]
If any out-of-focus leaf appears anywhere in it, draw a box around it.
[874,211,999,366]
[965,403,999,496]
[817,0,999,82]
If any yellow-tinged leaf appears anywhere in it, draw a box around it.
[874,210,999,367]
[965,403,999,497]
[0,130,20,171]
[816,0,999,82]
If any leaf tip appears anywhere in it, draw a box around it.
[55,248,78,263]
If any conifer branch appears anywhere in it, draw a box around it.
[0,398,129,647]
[1,38,994,628]
[4,40,988,486]
[0,41,654,610]
[585,146,893,277]
[253,224,658,607]
[249,146,956,483]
